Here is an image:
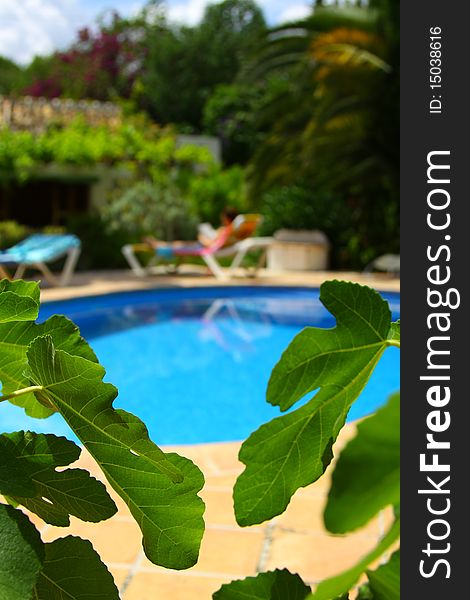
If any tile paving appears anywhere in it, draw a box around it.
[29,434,394,599]
[18,269,399,598]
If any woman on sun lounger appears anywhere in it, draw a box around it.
[144,207,239,252]
[122,211,268,279]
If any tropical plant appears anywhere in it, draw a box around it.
[244,1,399,267]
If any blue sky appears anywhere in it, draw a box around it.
[0,0,312,65]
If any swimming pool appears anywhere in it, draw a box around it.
[1,286,400,445]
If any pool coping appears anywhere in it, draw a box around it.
[39,268,400,304]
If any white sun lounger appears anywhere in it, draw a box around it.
[122,215,273,280]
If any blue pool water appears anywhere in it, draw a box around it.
[2,286,400,445]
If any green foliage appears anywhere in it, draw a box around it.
[0,117,213,183]
[0,502,119,600]
[0,129,37,182]
[308,519,399,600]
[140,26,201,129]
[214,569,312,599]
[259,186,331,233]
[258,184,365,267]
[0,221,29,250]
[188,165,248,225]
[98,162,251,262]
[219,280,400,599]
[0,432,117,527]
[324,393,400,533]
[258,177,397,268]
[234,281,398,526]
[142,0,266,131]
[0,279,206,597]
[364,550,400,600]
[243,3,399,267]
[0,56,24,95]
[32,536,120,599]
[0,310,97,418]
[0,278,400,597]
[65,214,131,270]
[203,83,263,165]
[104,179,198,241]
[246,5,393,191]
[0,280,39,323]
[27,335,204,568]
[0,504,44,600]
[34,119,123,166]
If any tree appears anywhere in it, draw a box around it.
[197,0,266,62]
[0,56,25,95]
[203,83,263,164]
[142,0,266,131]
[22,10,156,101]
[244,1,399,267]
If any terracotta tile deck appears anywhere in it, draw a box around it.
[31,434,392,599]
[24,269,398,598]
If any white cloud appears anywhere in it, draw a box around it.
[165,0,310,27]
[0,0,314,66]
[278,3,312,24]
[0,0,92,65]
[166,0,209,26]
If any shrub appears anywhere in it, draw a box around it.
[203,84,262,165]
[66,214,131,270]
[259,185,356,267]
[0,116,215,184]
[188,165,248,226]
[103,180,198,242]
[259,184,396,269]
[0,220,29,250]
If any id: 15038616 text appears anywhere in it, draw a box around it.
[429,26,443,114]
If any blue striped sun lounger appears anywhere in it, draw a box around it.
[0,234,81,286]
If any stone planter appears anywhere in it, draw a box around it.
[267,229,330,271]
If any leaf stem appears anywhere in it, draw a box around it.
[388,340,400,349]
[0,385,44,403]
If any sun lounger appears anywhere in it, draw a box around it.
[363,253,400,276]
[122,214,273,280]
[0,233,81,286]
